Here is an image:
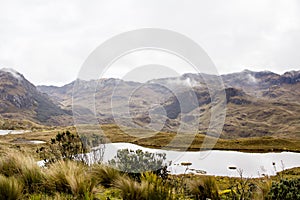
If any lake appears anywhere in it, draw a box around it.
[0,130,30,135]
[99,143,300,178]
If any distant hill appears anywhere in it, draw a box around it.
[1,67,298,138]
[0,68,72,126]
[37,69,300,139]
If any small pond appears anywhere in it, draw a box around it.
[0,130,30,135]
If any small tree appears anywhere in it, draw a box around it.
[37,131,85,164]
[37,131,105,165]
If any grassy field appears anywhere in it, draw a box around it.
[1,124,300,157]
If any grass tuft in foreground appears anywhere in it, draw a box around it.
[44,160,95,199]
[91,164,121,188]
[0,174,23,200]
[187,176,220,200]
[0,152,45,194]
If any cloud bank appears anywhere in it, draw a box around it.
[0,0,299,85]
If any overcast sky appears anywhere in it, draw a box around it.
[0,0,299,86]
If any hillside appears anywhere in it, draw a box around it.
[37,69,300,139]
[0,68,72,126]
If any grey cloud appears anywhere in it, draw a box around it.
[0,0,299,85]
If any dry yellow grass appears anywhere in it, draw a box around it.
[1,124,300,156]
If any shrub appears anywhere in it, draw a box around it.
[109,148,168,180]
[268,178,300,200]
[36,131,86,164]
[0,175,23,200]
[37,131,105,165]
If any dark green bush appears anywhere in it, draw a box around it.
[108,148,168,180]
[37,131,105,166]
[268,178,300,200]
[36,131,86,164]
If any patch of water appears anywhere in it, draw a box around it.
[100,143,300,178]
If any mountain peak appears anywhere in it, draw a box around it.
[0,68,23,80]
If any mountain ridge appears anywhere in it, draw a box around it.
[0,68,72,126]
[1,68,299,138]
[37,68,299,138]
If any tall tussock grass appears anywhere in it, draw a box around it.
[254,178,273,199]
[187,176,220,200]
[91,164,121,188]
[114,175,148,200]
[0,152,45,193]
[0,153,95,199]
[0,150,286,199]
[114,172,176,200]
[141,172,175,200]
[0,174,23,200]
[44,160,95,199]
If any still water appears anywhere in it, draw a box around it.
[0,130,29,135]
[101,143,300,178]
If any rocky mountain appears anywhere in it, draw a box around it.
[37,69,300,139]
[221,69,300,101]
[0,68,72,126]
[2,67,298,137]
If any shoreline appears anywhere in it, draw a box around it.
[103,141,300,153]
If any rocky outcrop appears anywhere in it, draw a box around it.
[0,68,71,125]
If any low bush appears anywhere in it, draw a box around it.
[268,178,300,200]
[109,148,169,181]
